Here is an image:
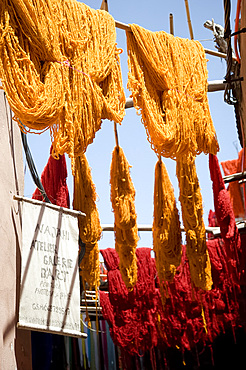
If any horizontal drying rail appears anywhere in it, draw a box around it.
[114,20,235,61]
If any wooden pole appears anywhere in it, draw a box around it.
[115,20,130,31]
[114,121,119,148]
[222,171,246,184]
[114,20,235,60]
[184,0,194,39]
[13,195,86,218]
[169,13,174,35]
[100,0,108,11]
[125,80,226,109]
[101,224,222,235]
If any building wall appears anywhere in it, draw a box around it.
[241,0,246,144]
[0,90,32,368]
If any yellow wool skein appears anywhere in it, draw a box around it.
[73,154,102,246]
[176,155,212,291]
[79,244,100,293]
[153,158,182,299]
[110,146,138,289]
[73,154,102,291]
[126,24,219,160]
[0,0,125,173]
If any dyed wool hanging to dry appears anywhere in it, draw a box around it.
[209,154,241,287]
[220,149,246,219]
[158,241,241,352]
[110,146,139,290]
[32,146,70,208]
[153,158,182,303]
[0,0,125,173]
[100,244,240,357]
[100,248,159,356]
[126,24,219,160]
[73,154,102,291]
[126,23,218,292]
[176,155,212,291]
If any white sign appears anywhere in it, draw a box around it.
[18,199,86,338]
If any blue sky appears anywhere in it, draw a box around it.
[23,0,240,250]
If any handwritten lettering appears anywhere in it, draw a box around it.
[43,255,73,268]
[32,303,70,315]
[41,267,69,282]
[35,223,69,241]
[30,239,59,253]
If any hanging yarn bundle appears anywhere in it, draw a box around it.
[0,0,125,173]
[100,248,159,356]
[126,24,219,160]
[153,158,182,303]
[32,145,70,208]
[73,154,102,292]
[126,23,218,292]
[110,146,139,290]
[221,149,246,219]
[176,154,212,291]
[100,243,241,358]
[209,154,242,287]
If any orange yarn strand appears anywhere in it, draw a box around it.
[126,24,219,160]
[73,154,102,291]
[0,0,125,174]
[153,158,182,298]
[176,155,212,291]
[79,244,100,293]
[110,146,138,289]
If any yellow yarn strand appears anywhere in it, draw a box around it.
[73,154,102,291]
[0,0,125,173]
[176,155,212,291]
[79,243,100,293]
[126,24,219,160]
[110,146,138,289]
[153,158,182,301]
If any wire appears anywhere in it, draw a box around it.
[20,127,51,203]
[21,122,87,261]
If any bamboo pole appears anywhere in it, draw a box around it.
[13,195,86,218]
[169,13,174,35]
[17,323,87,338]
[80,306,102,312]
[115,20,130,31]
[100,0,108,11]
[222,171,246,184]
[101,224,221,235]
[125,80,226,109]
[114,121,119,148]
[114,20,234,60]
[184,0,194,39]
